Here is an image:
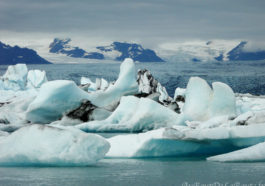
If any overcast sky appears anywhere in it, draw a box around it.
[0,0,265,48]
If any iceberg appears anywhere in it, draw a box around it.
[209,82,236,118]
[0,64,28,91]
[1,59,265,162]
[236,93,265,114]
[207,141,265,162]
[0,125,110,166]
[183,77,213,121]
[174,87,186,101]
[88,58,138,108]
[80,77,109,92]
[0,89,38,127]
[27,69,48,89]
[107,123,265,158]
[183,77,236,122]
[77,96,180,132]
[26,80,91,123]
[0,64,48,91]
[137,69,172,104]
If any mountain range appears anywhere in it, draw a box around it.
[0,42,51,65]
[159,40,265,62]
[1,39,265,65]
[49,38,164,62]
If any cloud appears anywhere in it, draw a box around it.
[0,0,264,47]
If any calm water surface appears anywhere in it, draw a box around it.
[1,158,265,186]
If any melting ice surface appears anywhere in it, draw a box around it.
[0,59,265,167]
[0,125,110,166]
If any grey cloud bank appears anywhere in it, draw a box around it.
[0,0,265,47]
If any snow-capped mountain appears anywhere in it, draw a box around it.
[49,38,104,60]
[49,38,164,62]
[158,40,265,62]
[219,41,265,61]
[97,42,164,62]
[0,41,51,65]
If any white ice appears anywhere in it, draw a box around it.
[209,82,236,118]
[0,125,110,166]
[88,58,138,108]
[26,80,90,123]
[0,64,28,91]
[107,123,265,158]
[207,141,265,162]
[27,70,48,89]
[80,77,109,92]
[0,89,38,129]
[174,87,186,100]
[0,64,48,92]
[183,77,213,121]
[76,96,180,132]
[183,77,236,123]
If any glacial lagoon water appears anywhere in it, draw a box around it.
[1,60,265,185]
[1,60,264,96]
[1,159,265,186]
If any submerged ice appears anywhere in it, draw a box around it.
[1,58,265,164]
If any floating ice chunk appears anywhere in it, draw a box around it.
[207,141,265,162]
[236,94,265,114]
[89,58,138,108]
[156,82,171,103]
[81,77,94,86]
[26,80,91,123]
[106,128,165,157]
[137,69,155,94]
[80,77,109,92]
[26,70,48,89]
[80,77,97,91]
[186,115,230,129]
[107,123,265,158]
[0,89,38,127]
[77,96,180,132]
[0,64,49,91]
[0,64,28,91]
[100,78,109,90]
[174,87,186,100]
[137,69,172,104]
[0,125,110,166]
[228,111,254,126]
[170,123,265,142]
[247,111,265,124]
[183,77,236,124]
[183,77,212,121]
[224,110,265,126]
[209,82,236,118]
